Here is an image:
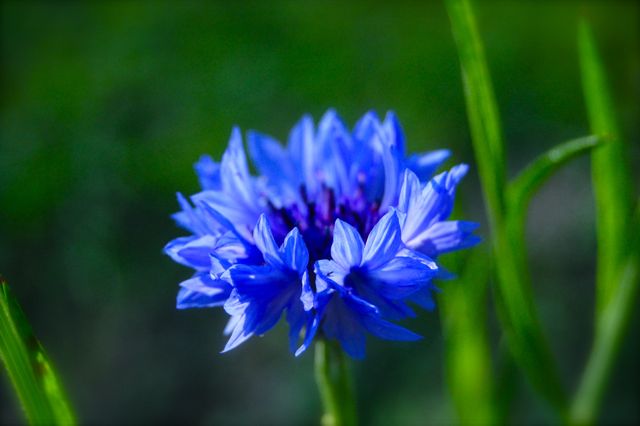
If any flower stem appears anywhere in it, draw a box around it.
[314,339,357,426]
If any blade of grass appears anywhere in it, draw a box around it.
[570,200,640,425]
[568,22,638,425]
[441,249,497,425]
[578,21,634,319]
[0,279,76,425]
[446,0,568,417]
[507,135,601,219]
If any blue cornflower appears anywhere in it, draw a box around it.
[165,109,479,357]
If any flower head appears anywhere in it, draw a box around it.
[165,109,479,358]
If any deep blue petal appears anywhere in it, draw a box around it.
[407,286,437,311]
[361,314,422,341]
[322,296,367,359]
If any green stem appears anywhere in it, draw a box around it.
[314,339,356,426]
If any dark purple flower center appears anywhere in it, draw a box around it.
[268,184,381,263]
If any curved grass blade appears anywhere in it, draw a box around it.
[446,0,568,418]
[578,21,635,319]
[507,135,601,218]
[0,279,76,425]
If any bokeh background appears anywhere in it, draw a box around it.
[1,1,638,424]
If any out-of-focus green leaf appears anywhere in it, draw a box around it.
[508,135,601,218]
[578,21,635,319]
[0,279,76,425]
[570,200,640,425]
[446,0,568,418]
[441,249,497,425]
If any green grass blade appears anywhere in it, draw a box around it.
[570,200,640,425]
[578,21,635,318]
[446,0,568,417]
[441,249,497,425]
[0,279,76,425]
[445,0,506,228]
[508,135,601,218]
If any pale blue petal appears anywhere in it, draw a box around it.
[331,219,364,269]
[194,154,221,190]
[280,227,309,273]
[406,149,450,181]
[252,214,285,268]
[287,115,317,198]
[410,220,481,257]
[362,210,403,270]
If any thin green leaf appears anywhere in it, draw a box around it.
[445,0,506,229]
[578,21,635,318]
[446,0,568,417]
[0,279,76,425]
[441,249,497,425]
[570,200,640,425]
[508,135,601,217]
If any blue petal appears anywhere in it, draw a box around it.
[379,136,402,210]
[287,115,319,200]
[248,131,300,205]
[322,296,367,359]
[300,270,314,311]
[286,294,313,354]
[315,259,347,288]
[381,111,405,157]
[397,165,473,252]
[368,256,437,299]
[194,154,221,190]
[175,235,219,269]
[406,149,450,182]
[176,274,231,309]
[171,192,220,236]
[362,210,403,270]
[361,314,422,341]
[280,227,309,273]
[331,219,364,269]
[197,128,261,230]
[253,214,285,268]
[412,220,481,257]
[352,110,381,143]
[222,313,254,353]
[164,236,197,265]
[407,286,437,311]
[316,109,353,196]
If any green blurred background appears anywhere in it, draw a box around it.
[1,1,638,424]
